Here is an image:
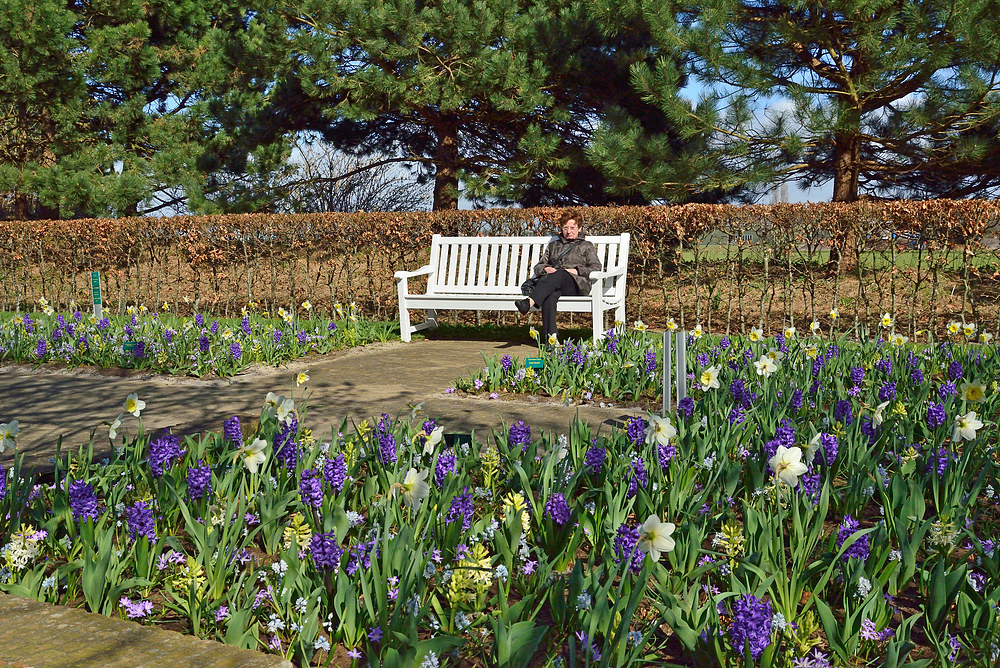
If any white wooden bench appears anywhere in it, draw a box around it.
[394,233,630,343]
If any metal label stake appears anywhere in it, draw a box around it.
[662,331,672,416]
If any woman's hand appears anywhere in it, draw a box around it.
[565,267,578,276]
[544,267,557,274]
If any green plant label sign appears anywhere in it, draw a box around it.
[123,341,136,352]
[525,357,544,369]
[90,271,103,320]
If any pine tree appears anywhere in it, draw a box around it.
[587,0,1000,204]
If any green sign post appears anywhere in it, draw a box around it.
[123,341,136,353]
[525,357,544,369]
[90,271,103,320]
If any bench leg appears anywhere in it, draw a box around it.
[397,283,413,342]
[592,298,604,343]
[426,309,439,330]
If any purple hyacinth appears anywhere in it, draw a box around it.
[605,330,619,353]
[764,422,796,461]
[948,360,964,381]
[223,416,242,445]
[195,313,204,327]
[850,366,865,385]
[677,396,695,419]
[328,321,337,333]
[826,344,839,359]
[545,493,571,525]
[791,389,803,412]
[435,450,457,487]
[878,382,897,402]
[241,315,252,337]
[344,538,377,576]
[728,407,746,425]
[147,431,184,477]
[729,595,773,659]
[876,357,892,375]
[297,330,308,345]
[939,381,957,400]
[625,417,647,447]
[644,349,657,373]
[133,341,146,359]
[210,320,219,334]
[300,468,323,508]
[446,488,474,530]
[310,532,344,572]
[0,463,6,501]
[613,523,645,575]
[508,420,531,453]
[926,447,951,476]
[584,445,606,474]
[834,399,853,425]
[35,339,47,358]
[730,379,751,409]
[500,355,513,373]
[375,414,397,466]
[820,433,839,465]
[797,470,821,507]
[324,452,347,494]
[97,317,110,331]
[124,501,156,542]
[910,367,925,385]
[811,358,824,378]
[230,342,241,360]
[68,480,99,522]
[860,417,877,445]
[626,458,648,498]
[199,336,210,353]
[187,462,212,500]
[837,516,870,561]
[926,402,947,429]
[273,329,282,343]
[657,442,676,470]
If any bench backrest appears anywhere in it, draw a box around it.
[426,234,630,297]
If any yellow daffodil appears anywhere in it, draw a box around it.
[810,320,821,335]
[754,356,778,377]
[980,332,994,344]
[548,332,559,346]
[123,393,146,418]
[783,326,796,339]
[889,333,909,347]
[829,307,839,320]
[947,321,960,335]
[960,381,986,403]
[529,326,539,341]
[963,322,977,337]
[301,300,312,311]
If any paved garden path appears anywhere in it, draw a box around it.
[0,338,644,667]
[2,339,641,472]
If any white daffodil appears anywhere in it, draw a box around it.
[529,327,539,342]
[748,326,763,342]
[829,307,839,320]
[699,366,721,391]
[263,392,283,416]
[548,332,559,346]
[804,345,819,359]
[805,432,822,465]
[754,356,778,377]
[947,321,961,335]
[872,401,890,426]
[952,411,984,442]
[296,371,310,387]
[301,300,312,311]
[766,348,785,362]
[769,445,808,487]
[960,381,986,403]
[666,317,678,332]
[637,514,676,561]
[124,393,146,418]
[880,313,894,329]
[810,320,821,335]
[276,398,296,424]
[889,333,909,347]
[980,332,994,344]
[240,438,268,473]
[109,415,123,441]
[0,420,19,452]
[422,426,445,455]
[783,326,796,339]
[963,322,977,337]
[691,324,704,339]
[399,468,430,508]
[221,328,234,340]
[645,414,677,447]
[634,320,648,332]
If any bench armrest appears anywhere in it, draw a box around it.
[588,266,627,282]
[394,265,435,281]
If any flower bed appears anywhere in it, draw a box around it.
[1,331,999,665]
[0,300,395,378]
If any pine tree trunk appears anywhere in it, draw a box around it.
[432,120,459,211]
[828,130,861,271]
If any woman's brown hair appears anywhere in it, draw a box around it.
[557,209,583,228]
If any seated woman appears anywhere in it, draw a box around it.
[514,210,602,341]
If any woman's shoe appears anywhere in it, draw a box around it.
[515,299,530,315]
